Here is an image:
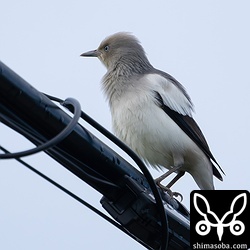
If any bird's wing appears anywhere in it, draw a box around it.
[145,72,194,116]
[145,72,225,179]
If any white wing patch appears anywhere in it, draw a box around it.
[144,74,194,117]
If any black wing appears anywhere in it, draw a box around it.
[154,91,225,180]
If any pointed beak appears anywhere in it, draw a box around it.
[80,49,101,57]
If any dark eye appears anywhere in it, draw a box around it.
[104,45,110,52]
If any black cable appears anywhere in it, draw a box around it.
[0,98,81,159]
[0,112,121,192]
[45,94,169,250]
[0,145,154,250]
[1,93,168,249]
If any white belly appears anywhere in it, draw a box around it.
[111,95,198,170]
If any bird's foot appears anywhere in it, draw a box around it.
[154,170,184,201]
[156,182,183,202]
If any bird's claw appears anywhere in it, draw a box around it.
[156,182,183,202]
[171,191,183,202]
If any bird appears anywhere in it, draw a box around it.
[80,32,225,196]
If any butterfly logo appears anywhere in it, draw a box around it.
[193,193,247,241]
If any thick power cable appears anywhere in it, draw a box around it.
[0,98,81,159]
[1,93,169,249]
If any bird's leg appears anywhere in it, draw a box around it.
[155,164,182,184]
[155,165,184,200]
[166,171,185,188]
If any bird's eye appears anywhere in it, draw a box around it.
[104,45,110,52]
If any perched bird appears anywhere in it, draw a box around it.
[81,32,225,194]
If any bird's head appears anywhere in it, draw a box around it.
[81,32,152,72]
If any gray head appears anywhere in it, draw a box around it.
[81,32,153,73]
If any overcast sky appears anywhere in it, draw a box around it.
[1,1,249,249]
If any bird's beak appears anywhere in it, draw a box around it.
[80,49,101,57]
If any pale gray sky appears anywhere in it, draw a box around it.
[0,1,249,249]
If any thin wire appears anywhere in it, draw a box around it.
[0,145,153,250]
[45,94,169,250]
[0,98,81,159]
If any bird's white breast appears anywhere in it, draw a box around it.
[109,74,198,170]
